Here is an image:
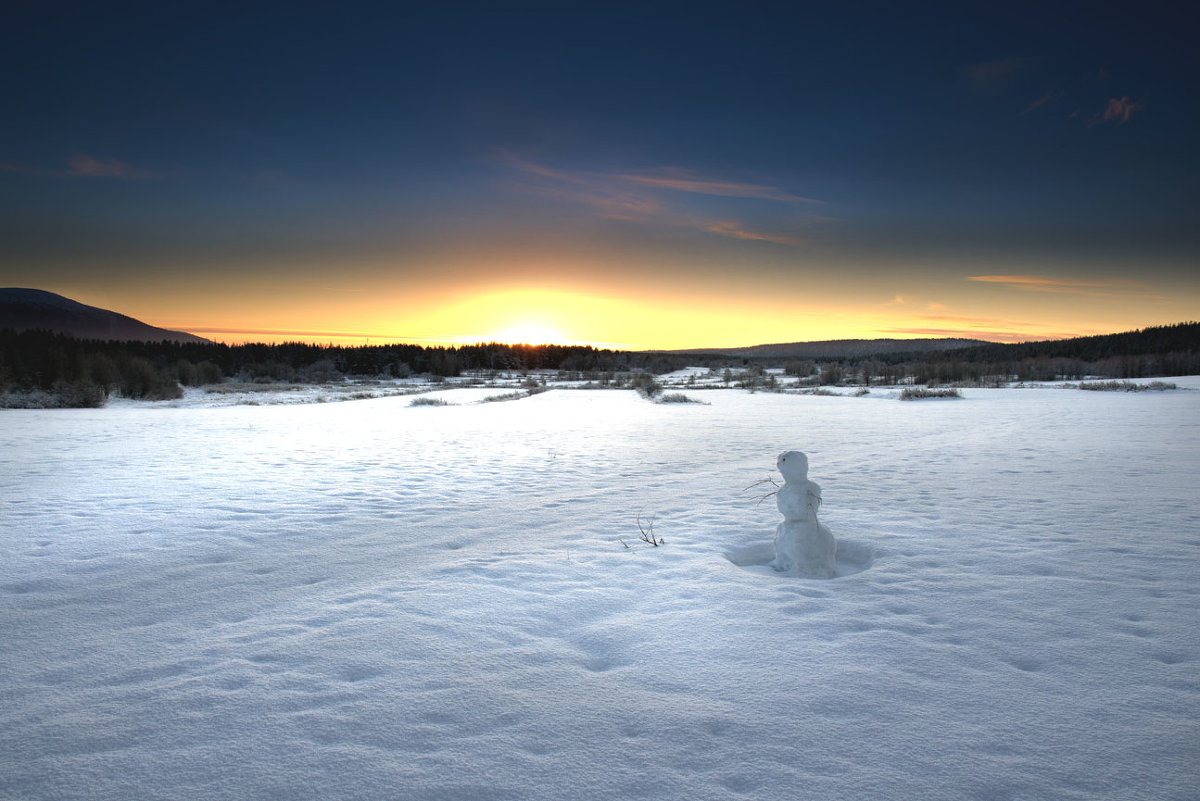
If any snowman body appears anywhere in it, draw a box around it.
[771,451,837,578]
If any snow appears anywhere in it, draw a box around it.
[2,383,1199,800]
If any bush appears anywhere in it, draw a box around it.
[658,393,701,403]
[482,391,526,403]
[1078,380,1176,392]
[630,372,662,398]
[899,387,961,400]
[819,364,844,385]
[195,360,224,384]
[301,359,343,383]
[119,356,182,400]
[0,384,106,408]
[409,397,450,406]
[52,381,107,408]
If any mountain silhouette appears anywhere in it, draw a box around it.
[655,337,989,359]
[0,288,210,344]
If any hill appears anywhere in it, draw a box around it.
[654,337,989,359]
[0,288,210,344]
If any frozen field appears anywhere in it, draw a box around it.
[2,381,1199,800]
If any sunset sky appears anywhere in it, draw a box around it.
[2,2,1196,348]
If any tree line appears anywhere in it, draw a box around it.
[1,321,1196,407]
[0,330,636,406]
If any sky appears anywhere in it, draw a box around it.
[1,1,1197,348]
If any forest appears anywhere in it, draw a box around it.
[1,322,1197,407]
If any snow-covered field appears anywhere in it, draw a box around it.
[3,381,1198,801]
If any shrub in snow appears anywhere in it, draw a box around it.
[899,387,961,400]
[1078,380,1177,392]
[630,372,663,398]
[658,393,700,403]
[118,356,182,400]
[637,514,663,546]
[771,451,836,578]
[483,387,547,403]
[483,391,526,403]
[409,397,450,407]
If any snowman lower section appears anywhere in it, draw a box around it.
[771,519,837,578]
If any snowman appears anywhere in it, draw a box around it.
[771,451,837,578]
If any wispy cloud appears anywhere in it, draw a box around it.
[1,154,161,179]
[615,170,820,203]
[884,296,948,311]
[504,155,816,247]
[883,326,1082,343]
[1091,96,1139,125]
[178,326,482,343]
[177,326,638,349]
[961,56,1037,94]
[1020,90,1056,115]
[884,313,1087,343]
[700,220,805,246]
[967,274,1146,296]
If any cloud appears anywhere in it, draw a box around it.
[1,154,161,179]
[505,155,813,247]
[967,274,1145,296]
[67,153,160,179]
[700,220,805,246]
[1020,91,1056,115]
[882,326,1081,343]
[1091,96,1139,125]
[961,57,1037,94]
[179,326,480,343]
[615,170,820,203]
[531,182,665,221]
[884,313,1087,343]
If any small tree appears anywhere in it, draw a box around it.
[819,363,843,385]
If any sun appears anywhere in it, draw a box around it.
[490,322,568,346]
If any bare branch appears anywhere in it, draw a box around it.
[637,513,662,546]
[744,476,781,506]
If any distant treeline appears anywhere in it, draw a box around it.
[1,322,1197,407]
[0,331,643,406]
[857,321,1200,385]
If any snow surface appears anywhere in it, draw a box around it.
[3,382,1199,800]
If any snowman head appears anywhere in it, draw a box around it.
[777,451,809,482]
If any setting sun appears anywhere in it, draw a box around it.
[490,322,567,346]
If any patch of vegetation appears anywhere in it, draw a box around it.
[620,514,664,548]
[658,392,703,404]
[1077,380,1176,392]
[409,397,451,407]
[483,386,549,403]
[482,390,526,403]
[0,384,107,409]
[629,372,663,398]
[899,387,962,400]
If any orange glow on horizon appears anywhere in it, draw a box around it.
[48,260,1198,351]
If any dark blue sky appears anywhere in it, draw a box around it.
[2,1,1196,345]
